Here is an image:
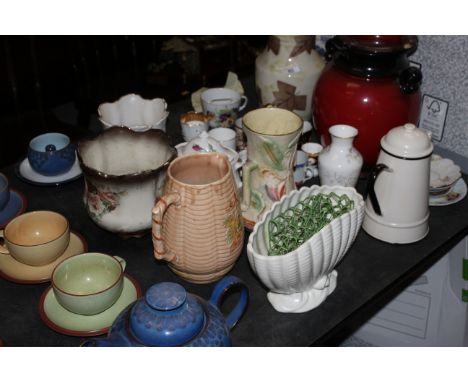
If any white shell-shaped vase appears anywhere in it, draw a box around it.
[247,185,364,313]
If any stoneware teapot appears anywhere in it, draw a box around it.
[81,275,248,347]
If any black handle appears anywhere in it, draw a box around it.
[399,66,422,95]
[366,163,389,216]
[325,36,346,62]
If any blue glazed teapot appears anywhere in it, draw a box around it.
[82,275,248,347]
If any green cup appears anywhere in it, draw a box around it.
[52,252,126,316]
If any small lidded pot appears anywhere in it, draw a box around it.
[28,133,75,176]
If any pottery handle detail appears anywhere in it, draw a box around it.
[209,275,249,331]
[152,192,181,262]
[113,256,126,272]
[399,66,422,95]
[240,161,258,211]
[238,96,248,112]
[0,230,9,255]
[366,163,390,216]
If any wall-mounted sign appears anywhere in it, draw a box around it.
[419,94,449,142]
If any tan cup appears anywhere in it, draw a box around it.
[152,153,244,284]
[0,211,70,266]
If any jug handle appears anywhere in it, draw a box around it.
[241,161,258,211]
[209,275,249,330]
[152,192,181,263]
[366,163,389,216]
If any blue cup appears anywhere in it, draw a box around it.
[0,173,10,211]
[28,133,75,176]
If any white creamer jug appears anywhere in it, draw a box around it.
[362,123,433,244]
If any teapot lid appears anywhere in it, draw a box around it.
[381,123,433,159]
[129,282,205,346]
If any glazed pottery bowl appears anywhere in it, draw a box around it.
[247,185,364,313]
[430,156,461,196]
[0,211,70,266]
[28,133,75,176]
[98,94,169,132]
[0,173,10,211]
[77,127,176,236]
[52,252,126,315]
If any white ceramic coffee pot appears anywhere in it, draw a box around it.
[362,123,433,244]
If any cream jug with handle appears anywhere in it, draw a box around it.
[241,107,302,230]
[362,123,433,244]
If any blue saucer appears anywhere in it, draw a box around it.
[0,189,27,228]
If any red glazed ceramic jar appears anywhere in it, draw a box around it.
[312,35,422,169]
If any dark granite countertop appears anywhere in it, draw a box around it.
[1,76,467,347]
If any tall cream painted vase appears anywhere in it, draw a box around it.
[241,107,303,230]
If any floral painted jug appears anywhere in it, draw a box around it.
[241,107,303,230]
[255,35,325,121]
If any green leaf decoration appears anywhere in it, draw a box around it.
[251,190,265,213]
[262,139,284,171]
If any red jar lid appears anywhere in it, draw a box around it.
[326,35,419,78]
[343,35,418,54]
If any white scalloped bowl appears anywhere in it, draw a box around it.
[247,185,364,313]
[430,156,461,196]
[98,94,169,132]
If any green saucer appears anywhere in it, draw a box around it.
[39,274,141,337]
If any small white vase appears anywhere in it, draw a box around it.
[318,125,363,188]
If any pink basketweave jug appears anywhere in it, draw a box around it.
[152,153,244,284]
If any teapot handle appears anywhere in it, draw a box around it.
[366,163,390,216]
[152,192,181,263]
[209,275,249,330]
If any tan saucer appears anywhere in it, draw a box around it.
[0,231,87,284]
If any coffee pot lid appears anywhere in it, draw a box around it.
[381,123,433,159]
[129,282,205,346]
